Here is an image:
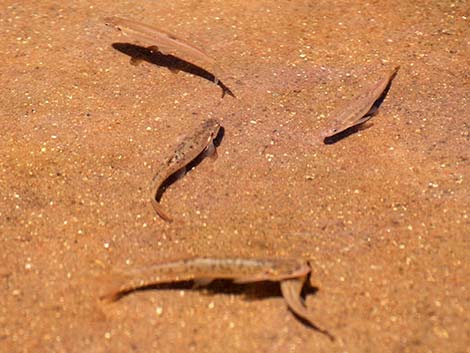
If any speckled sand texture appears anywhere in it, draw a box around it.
[0,1,469,352]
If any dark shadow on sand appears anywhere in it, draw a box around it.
[113,279,317,301]
[112,43,235,98]
[107,276,334,339]
[155,126,224,202]
[323,122,376,144]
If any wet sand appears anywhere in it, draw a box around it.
[0,1,469,352]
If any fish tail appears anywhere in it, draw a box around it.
[97,272,134,302]
[390,65,401,80]
[280,277,335,340]
[151,199,173,222]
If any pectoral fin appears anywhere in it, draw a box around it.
[147,45,160,53]
[148,45,170,56]
[354,113,374,127]
[168,67,180,74]
[130,57,144,66]
[203,141,218,161]
[232,276,262,284]
[192,278,214,288]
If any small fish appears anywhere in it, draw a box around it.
[99,257,331,337]
[150,119,221,222]
[322,65,400,140]
[100,257,310,300]
[110,43,236,98]
[104,16,224,85]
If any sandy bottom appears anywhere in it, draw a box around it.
[0,1,469,352]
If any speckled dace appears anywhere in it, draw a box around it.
[322,65,400,142]
[104,16,228,89]
[100,257,334,339]
[149,119,221,222]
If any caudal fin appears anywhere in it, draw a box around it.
[97,272,135,302]
[151,199,173,222]
[280,277,335,340]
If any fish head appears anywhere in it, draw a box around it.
[320,126,340,139]
[204,119,221,140]
[104,17,121,31]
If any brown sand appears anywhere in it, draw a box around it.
[0,1,468,352]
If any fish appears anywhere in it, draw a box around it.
[110,43,236,98]
[322,65,400,141]
[100,257,311,300]
[104,16,224,85]
[150,119,221,222]
[99,257,332,337]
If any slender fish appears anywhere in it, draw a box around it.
[104,16,224,84]
[150,119,220,222]
[322,65,400,140]
[100,257,331,337]
[100,257,311,301]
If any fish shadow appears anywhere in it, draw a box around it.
[156,126,225,202]
[203,279,318,301]
[109,278,333,338]
[112,43,235,98]
[323,122,374,144]
[113,279,317,304]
